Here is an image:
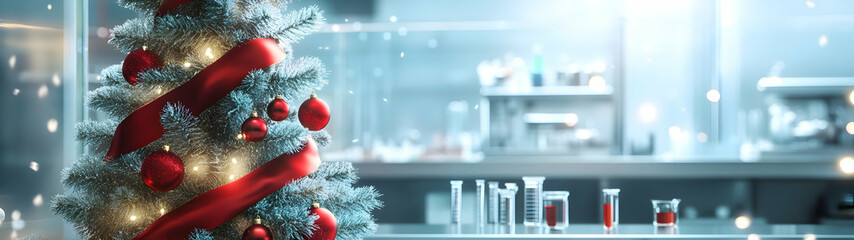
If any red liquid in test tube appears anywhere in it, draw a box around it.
[545,205,557,227]
[656,212,675,224]
[603,203,612,228]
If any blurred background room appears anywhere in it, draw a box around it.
[2,0,854,239]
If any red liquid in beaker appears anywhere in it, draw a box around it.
[656,212,675,224]
[603,203,612,228]
[545,205,557,227]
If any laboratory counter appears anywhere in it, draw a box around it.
[366,223,854,239]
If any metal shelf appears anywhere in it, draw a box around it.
[348,155,852,179]
[480,86,614,98]
[757,77,854,96]
[367,223,854,239]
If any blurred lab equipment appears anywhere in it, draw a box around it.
[523,176,546,226]
[603,189,620,229]
[652,199,681,227]
[543,191,570,230]
[450,180,462,225]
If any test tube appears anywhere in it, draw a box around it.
[499,186,518,233]
[475,179,486,230]
[488,181,500,224]
[522,176,546,226]
[450,180,463,224]
[602,188,620,229]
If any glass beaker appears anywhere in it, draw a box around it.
[602,188,620,229]
[543,191,569,230]
[488,181,500,224]
[522,176,545,226]
[450,180,462,224]
[652,198,681,227]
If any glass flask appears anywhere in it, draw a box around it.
[652,198,681,227]
[450,180,463,224]
[602,188,620,229]
[542,191,569,230]
[522,176,546,226]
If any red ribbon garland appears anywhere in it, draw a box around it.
[134,138,321,239]
[122,1,319,239]
[103,38,286,162]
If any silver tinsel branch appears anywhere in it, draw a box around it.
[51,0,381,239]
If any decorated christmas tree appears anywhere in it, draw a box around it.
[51,0,381,239]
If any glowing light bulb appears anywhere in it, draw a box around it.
[52,73,61,86]
[47,119,58,133]
[564,113,579,127]
[38,85,48,98]
[352,139,359,143]
[846,122,854,135]
[804,234,816,240]
[183,62,191,68]
[668,126,682,139]
[839,157,854,174]
[331,24,340,32]
[697,132,708,143]
[33,194,43,207]
[638,103,657,123]
[232,158,237,164]
[142,45,148,51]
[735,216,751,229]
[400,52,405,58]
[9,55,15,69]
[160,209,165,215]
[229,175,235,180]
[848,90,854,105]
[389,15,398,22]
[205,48,214,59]
[193,166,199,171]
[706,89,721,103]
[237,133,244,139]
[819,35,828,48]
[155,87,162,94]
[29,161,39,172]
[130,215,137,221]
[588,75,607,92]
[47,4,52,10]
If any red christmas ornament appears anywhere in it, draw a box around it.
[122,48,163,85]
[242,217,274,240]
[298,93,330,131]
[140,146,184,192]
[241,112,268,142]
[306,203,337,240]
[266,95,289,121]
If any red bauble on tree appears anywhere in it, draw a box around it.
[306,202,337,240]
[241,112,268,142]
[122,47,163,85]
[266,95,289,121]
[140,146,184,192]
[298,92,330,131]
[242,217,274,240]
